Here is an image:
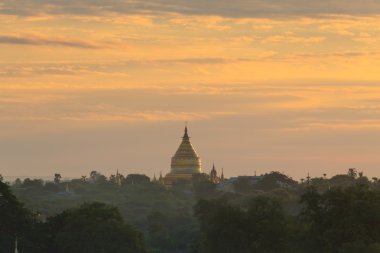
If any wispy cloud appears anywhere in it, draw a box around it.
[3,0,380,18]
[0,34,99,48]
[263,35,326,43]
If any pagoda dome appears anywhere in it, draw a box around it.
[170,126,202,174]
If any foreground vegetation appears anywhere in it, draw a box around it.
[2,169,380,252]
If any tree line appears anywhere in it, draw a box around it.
[2,169,380,252]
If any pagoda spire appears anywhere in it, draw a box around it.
[159,171,164,184]
[115,170,122,186]
[183,124,189,139]
[210,163,217,183]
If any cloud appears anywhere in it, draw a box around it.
[2,0,380,18]
[0,58,259,77]
[263,35,326,43]
[0,34,99,48]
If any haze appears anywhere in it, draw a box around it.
[1,0,380,180]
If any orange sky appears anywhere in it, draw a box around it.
[1,1,380,180]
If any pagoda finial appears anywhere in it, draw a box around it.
[183,123,189,139]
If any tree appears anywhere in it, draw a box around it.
[193,173,216,197]
[14,178,22,186]
[125,174,150,185]
[300,185,380,253]
[254,171,297,191]
[233,177,252,193]
[195,199,248,253]
[89,171,107,183]
[329,174,355,187]
[147,211,172,252]
[44,182,59,192]
[245,196,290,252]
[339,242,380,253]
[194,196,290,253]
[46,202,147,253]
[0,181,35,252]
[54,173,62,184]
[347,168,358,178]
[23,178,43,188]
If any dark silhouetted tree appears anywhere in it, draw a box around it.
[46,202,147,253]
[0,181,35,252]
[195,196,290,253]
[300,185,380,253]
[125,174,150,185]
[54,173,62,184]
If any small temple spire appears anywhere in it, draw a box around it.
[210,163,217,183]
[306,172,311,185]
[115,170,122,186]
[221,168,224,181]
[159,171,164,184]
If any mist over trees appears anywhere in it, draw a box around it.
[2,169,380,252]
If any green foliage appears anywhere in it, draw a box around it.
[254,171,297,191]
[125,174,150,185]
[339,242,380,253]
[23,178,44,188]
[12,176,198,252]
[8,170,380,253]
[300,185,380,253]
[193,174,216,197]
[54,173,62,184]
[147,211,171,251]
[47,202,147,253]
[90,171,108,183]
[233,177,252,193]
[0,181,34,252]
[232,172,298,194]
[194,196,290,253]
[147,210,199,253]
[329,174,356,187]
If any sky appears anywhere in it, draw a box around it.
[1,0,380,180]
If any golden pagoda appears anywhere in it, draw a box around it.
[164,126,202,185]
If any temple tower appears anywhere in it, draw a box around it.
[170,126,202,174]
[164,126,202,185]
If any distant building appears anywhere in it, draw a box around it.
[115,170,122,186]
[164,126,202,185]
[217,175,263,192]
